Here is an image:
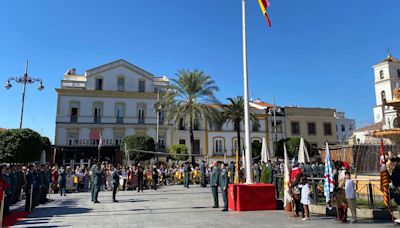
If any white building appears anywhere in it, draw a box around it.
[334,111,356,143]
[54,59,170,163]
[372,54,400,129]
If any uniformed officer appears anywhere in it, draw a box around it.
[25,165,35,212]
[93,164,103,203]
[112,165,120,202]
[58,166,66,196]
[152,165,159,190]
[219,163,229,212]
[2,165,11,215]
[254,163,261,183]
[183,162,190,188]
[210,161,220,208]
[90,161,98,202]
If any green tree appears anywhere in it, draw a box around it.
[260,166,271,183]
[158,70,221,164]
[167,144,189,161]
[221,96,259,159]
[276,137,310,158]
[0,128,46,163]
[121,135,155,162]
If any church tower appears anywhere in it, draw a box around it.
[373,54,400,129]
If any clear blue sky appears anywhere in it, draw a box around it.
[0,0,399,142]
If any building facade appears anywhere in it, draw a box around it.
[334,111,356,144]
[284,107,338,155]
[54,59,170,163]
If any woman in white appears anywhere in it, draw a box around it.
[300,177,311,220]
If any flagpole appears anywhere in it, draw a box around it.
[242,0,253,184]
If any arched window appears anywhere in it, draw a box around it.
[397,69,400,78]
[380,70,384,79]
[213,137,225,155]
[381,91,387,103]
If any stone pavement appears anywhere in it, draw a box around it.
[14,185,393,227]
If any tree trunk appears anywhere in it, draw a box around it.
[189,117,195,165]
[235,121,241,160]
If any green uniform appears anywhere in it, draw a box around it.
[219,168,229,210]
[93,168,102,203]
[90,164,97,201]
[112,169,120,202]
[210,166,220,207]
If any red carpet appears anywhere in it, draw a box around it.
[3,211,30,227]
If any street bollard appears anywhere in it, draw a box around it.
[367,183,374,209]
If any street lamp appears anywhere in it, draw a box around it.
[4,60,44,129]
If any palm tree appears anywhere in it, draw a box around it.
[158,70,221,164]
[221,96,259,161]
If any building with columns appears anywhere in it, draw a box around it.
[54,59,170,163]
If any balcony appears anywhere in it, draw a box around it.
[116,117,124,124]
[61,80,86,88]
[70,116,78,123]
[94,116,101,123]
[138,118,145,124]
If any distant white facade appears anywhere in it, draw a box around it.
[372,55,400,129]
[334,112,355,143]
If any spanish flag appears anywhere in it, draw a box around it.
[380,139,391,207]
[257,0,272,27]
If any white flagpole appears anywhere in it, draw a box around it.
[242,0,253,184]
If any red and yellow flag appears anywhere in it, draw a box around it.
[380,139,391,207]
[257,0,272,27]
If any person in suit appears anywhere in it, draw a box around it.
[219,163,229,212]
[152,165,159,190]
[210,161,220,208]
[137,166,144,192]
[111,165,120,202]
[183,162,190,188]
[58,166,66,196]
[200,160,207,187]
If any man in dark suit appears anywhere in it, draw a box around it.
[112,165,120,202]
[200,160,206,187]
[183,162,190,188]
[137,166,144,192]
[152,165,159,190]
[219,163,229,212]
[210,161,220,208]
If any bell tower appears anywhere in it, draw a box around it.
[373,54,400,128]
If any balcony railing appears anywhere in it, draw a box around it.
[138,118,145,124]
[116,117,124,124]
[94,116,101,123]
[70,116,78,123]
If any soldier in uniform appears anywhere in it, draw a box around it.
[58,166,66,196]
[210,161,220,208]
[25,165,36,212]
[254,163,261,183]
[112,165,120,202]
[219,163,229,212]
[90,161,98,202]
[93,164,103,203]
[137,166,144,192]
[183,162,190,188]
[200,160,206,187]
[2,165,11,215]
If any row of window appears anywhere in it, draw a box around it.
[95,78,146,92]
[379,69,400,80]
[291,122,333,136]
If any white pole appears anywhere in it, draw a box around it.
[242,0,253,184]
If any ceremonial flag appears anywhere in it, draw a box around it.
[380,139,391,207]
[323,142,334,204]
[257,0,272,27]
[98,132,103,150]
[283,143,292,207]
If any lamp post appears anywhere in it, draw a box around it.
[4,60,44,129]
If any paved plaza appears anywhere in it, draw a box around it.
[13,186,392,228]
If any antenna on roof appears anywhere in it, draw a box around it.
[387,48,392,57]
